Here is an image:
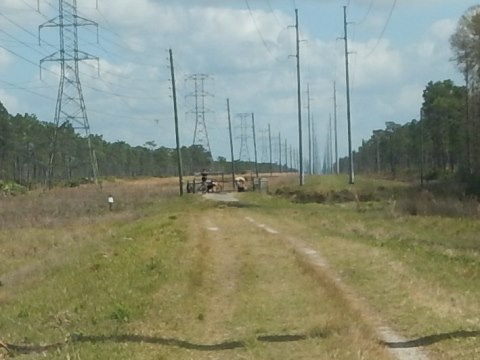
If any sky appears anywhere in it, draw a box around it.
[0,0,476,163]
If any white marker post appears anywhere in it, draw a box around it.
[107,195,114,211]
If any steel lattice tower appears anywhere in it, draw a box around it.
[236,113,251,162]
[186,74,212,158]
[259,129,269,163]
[39,0,99,185]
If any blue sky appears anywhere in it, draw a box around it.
[0,0,476,163]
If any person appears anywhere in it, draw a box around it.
[235,176,246,192]
[201,169,208,183]
[107,194,114,211]
[206,179,216,193]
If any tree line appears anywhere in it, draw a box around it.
[0,101,216,187]
[0,101,283,188]
[343,6,480,192]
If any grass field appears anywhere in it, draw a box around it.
[0,175,478,359]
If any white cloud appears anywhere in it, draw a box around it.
[0,48,13,70]
[350,39,404,88]
[0,89,20,114]
[429,18,456,41]
[0,0,472,159]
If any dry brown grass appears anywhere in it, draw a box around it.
[0,177,178,228]
[241,195,480,359]
[9,176,475,358]
[0,177,179,291]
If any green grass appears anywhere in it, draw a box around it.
[2,175,479,359]
[0,188,197,359]
[242,175,480,359]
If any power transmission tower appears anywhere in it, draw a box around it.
[39,0,100,187]
[236,113,251,162]
[186,74,213,159]
[259,129,269,163]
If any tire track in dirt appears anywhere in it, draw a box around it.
[244,215,429,360]
[193,211,242,343]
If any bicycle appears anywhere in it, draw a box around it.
[197,179,223,193]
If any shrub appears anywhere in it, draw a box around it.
[0,181,27,196]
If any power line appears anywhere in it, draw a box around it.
[0,43,53,73]
[264,0,283,28]
[0,29,49,58]
[364,0,397,57]
[0,78,56,101]
[0,11,55,52]
[356,0,375,25]
[244,0,275,57]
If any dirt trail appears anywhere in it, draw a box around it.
[242,212,429,360]
[194,210,242,342]
[200,192,428,359]
[180,202,393,359]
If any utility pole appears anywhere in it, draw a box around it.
[278,132,282,173]
[307,83,312,175]
[40,0,100,187]
[312,114,317,174]
[294,9,304,185]
[420,108,424,188]
[268,123,273,175]
[329,114,333,173]
[284,138,288,172]
[251,112,259,178]
[289,145,293,172]
[227,99,236,189]
[333,81,339,174]
[343,5,354,184]
[169,49,183,196]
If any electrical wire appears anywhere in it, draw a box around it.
[244,0,275,58]
[265,0,283,28]
[0,78,56,101]
[0,2,169,135]
[364,0,397,57]
[356,0,374,26]
[0,28,49,58]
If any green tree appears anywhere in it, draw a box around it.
[450,5,480,175]
[422,80,465,173]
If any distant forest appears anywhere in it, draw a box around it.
[0,101,282,187]
[2,6,480,191]
[0,100,214,186]
[340,79,471,180]
[338,6,480,192]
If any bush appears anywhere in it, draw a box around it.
[397,189,479,218]
[0,181,27,196]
